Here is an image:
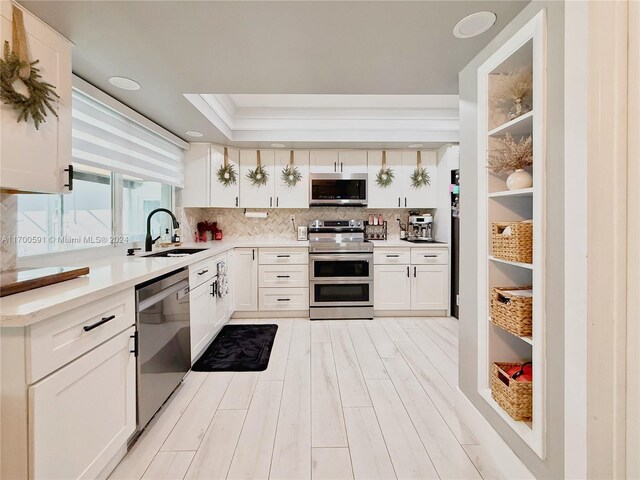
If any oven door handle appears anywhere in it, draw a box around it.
[309,254,372,261]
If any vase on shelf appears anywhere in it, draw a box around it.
[506,169,533,190]
[508,98,532,120]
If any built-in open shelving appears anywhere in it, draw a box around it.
[476,10,546,459]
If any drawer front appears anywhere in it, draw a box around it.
[410,248,449,265]
[27,290,135,383]
[259,288,309,311]
[373,249,411,265]
[189,256,217,287]
[259,264,309,288]
[258,248,308,265]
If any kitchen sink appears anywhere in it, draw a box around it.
[143,248,208,257]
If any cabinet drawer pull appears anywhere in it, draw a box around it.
[386,254,400,258]
[423,254,438,258]
[197,269,209,276]
[276,255,290,258]
[277,298,291,302]
[276,275,291,278]
[83,314,116,332]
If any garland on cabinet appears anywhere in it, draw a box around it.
[281,150,302,187]
[375,150,395,188]
[0,7,58,130]
[410,151,430,188]
[246,150,269,187]
[217,147,238,186]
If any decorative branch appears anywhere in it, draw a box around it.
[488,133,533,174]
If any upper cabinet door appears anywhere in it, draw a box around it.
[367,151,403,208]
[401,151,438,209]
[274,150,309,208]
[0,3,72,194]
[182,143,210,207]
[310,150,339,173]
[210,146,240,208]
[239,150,275,208]
[338,150,367,174]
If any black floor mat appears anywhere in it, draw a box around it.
[191,324,278,372]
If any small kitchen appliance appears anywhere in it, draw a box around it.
[407,213,434,241]
[308,219,373,320]
[309,173,367,206]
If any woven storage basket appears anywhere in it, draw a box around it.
[491,362,533,421]
[490,286,533,337]
[491,222,533,263]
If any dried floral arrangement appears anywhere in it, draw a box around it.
[216,147,237,186]
[490,66,533,117]
[0,40,58,130]
[488,133,533,174]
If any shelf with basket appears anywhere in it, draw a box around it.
[476,11,545,457]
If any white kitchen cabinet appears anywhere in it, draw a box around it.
[0,2,72,194]
[374,264,411,310]
[240,150,276,208]
[274,150,309,208]
[29,327,136,480]
[210,145,240,208]
[190,279,216,361]
[310,150,339,173]
[410,264,449,310]
[182,144,240,208]
[367,151,404,208]
[234,248,258,311]
[401,151,438,209]
[338,150,367,174]
[226,250,235,318]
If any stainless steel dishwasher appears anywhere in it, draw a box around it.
[135,268,190,432]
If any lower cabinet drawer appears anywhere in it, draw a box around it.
[410,248,449,265]
[27,290,135,383]
[189,256,217,288]
[373,248,411,265]
[259,264,309,288]
[258,288,309,311]
[258,248,308,265]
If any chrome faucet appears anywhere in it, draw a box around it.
[145,208,179,251]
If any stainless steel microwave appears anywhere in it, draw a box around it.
[309,173,368,206]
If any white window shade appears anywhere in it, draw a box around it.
[71,88,185,187]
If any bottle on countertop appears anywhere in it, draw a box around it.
[162,228,170,243]
[172,230,181,243]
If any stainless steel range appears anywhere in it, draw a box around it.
[308,219,374,320]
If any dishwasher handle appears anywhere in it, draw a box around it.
[138,279,189,311]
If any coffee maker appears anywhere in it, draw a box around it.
[408,213,433,241]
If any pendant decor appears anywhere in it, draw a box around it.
[375,150,394,188]
[0,7,59,130]
[281,150,302,187]
[217,147,238,186]
[411,151,430,188]
[247,150,269,187]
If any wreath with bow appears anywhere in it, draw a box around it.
[217,147,238,186]
[281,150,302,187]
[247,150,269,187]
[375,150,394,188]
[411,151,431,188]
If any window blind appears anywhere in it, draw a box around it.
[71,88,185,187]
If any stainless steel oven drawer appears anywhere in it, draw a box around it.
[309,254,373,281]
[309,280,373,307]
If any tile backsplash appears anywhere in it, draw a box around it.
[182,207,418,241]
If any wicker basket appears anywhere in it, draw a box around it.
[490,286,533,337]
[491,362,533,421]
[491,222,533,263]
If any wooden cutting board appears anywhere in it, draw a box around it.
[0,266,90,297]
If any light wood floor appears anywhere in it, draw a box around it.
[110,317,532,480]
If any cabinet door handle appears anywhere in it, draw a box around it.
[130,331,138,356]
[398,197,401,207]
[197,269,209,276]
[276,275,290,278]
[276,254,290,258]
[277,298,291,302]
[405,197,407,207]
[340,162,343,172]
[211,281,218,296]
[235,197,238,207]
[84,314,116,332]
[334,161,337,172]
[64,164,74,191]
[252,249,255,260]
[270,197,273,207]
[386,254,399,258]
[276,197,279,207]
[413,266,417,277]
[407,266,410,277]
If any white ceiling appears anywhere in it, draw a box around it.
[18,0,529,148]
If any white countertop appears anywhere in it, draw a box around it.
[0,237,447,327]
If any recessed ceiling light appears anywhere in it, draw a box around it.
[453,11,497,38]
[108,76,141,90]
[408,144,423,148]
[271,143,286,148]
[185,130,204,138]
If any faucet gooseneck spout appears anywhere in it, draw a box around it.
[145,208,180,251]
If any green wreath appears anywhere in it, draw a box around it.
[247,165,269,187]
[376,167,394,188]
[217,164,237,186]
[281,165,302,187]
[0,41,58,130]
[411,168,431,188]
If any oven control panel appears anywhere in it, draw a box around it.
[308,219,364,230]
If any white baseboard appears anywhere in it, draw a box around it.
[231,310,309,319]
